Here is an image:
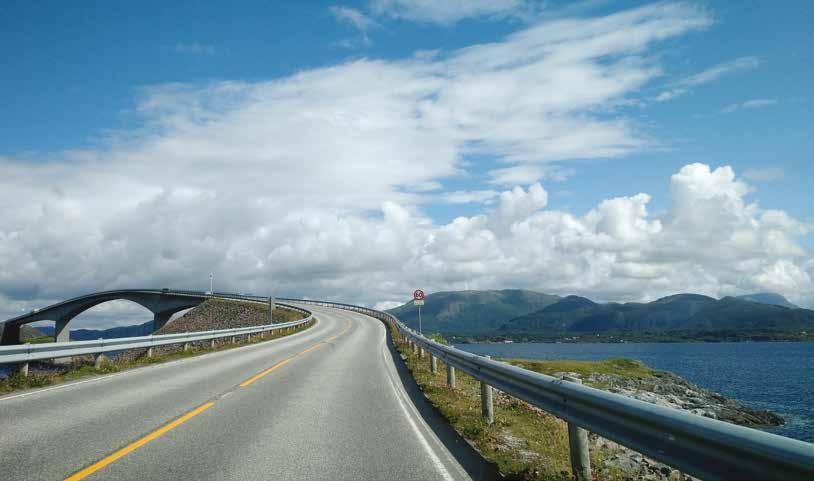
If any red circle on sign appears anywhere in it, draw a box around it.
[413,289,425,300]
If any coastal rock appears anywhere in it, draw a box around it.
[586,370,784,427]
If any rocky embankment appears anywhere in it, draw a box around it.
[552,365,783,480]
[156,298,303,334]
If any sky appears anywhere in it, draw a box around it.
[1,0,813,328]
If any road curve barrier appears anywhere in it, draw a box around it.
[281,297,814,481]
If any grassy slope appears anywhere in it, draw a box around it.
[393,331,643,480]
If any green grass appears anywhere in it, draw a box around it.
[390,326,637,480]
[25,335,58,344]
[0,318,316,395]
[505,358,652,388]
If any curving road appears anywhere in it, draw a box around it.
[0,304,486,481]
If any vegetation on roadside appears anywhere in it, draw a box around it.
[0,318,316,395]
[390,326,637,480]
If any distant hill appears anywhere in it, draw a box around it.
[387,289,560,334]
[20,325,47,341]
[501,294,814,336]
[736,293,797,309]
[33,321,154,341]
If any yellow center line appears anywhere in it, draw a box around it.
[239,318,354,388]
[64,402,215,481]
[62,317,356,481]
[238,358,293,387]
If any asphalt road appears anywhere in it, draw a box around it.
[0,304,482,481]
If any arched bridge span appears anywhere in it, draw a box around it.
[0,289,210,345]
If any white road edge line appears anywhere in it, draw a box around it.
[0,316,321,403]
[380,340,462,481]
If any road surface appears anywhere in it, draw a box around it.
[0,304,481,481]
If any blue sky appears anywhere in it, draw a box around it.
[1,0,813,324]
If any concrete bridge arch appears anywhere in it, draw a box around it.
[0,290,207,345]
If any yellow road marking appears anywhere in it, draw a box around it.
[63,402,215,481]
[238,358,293,387]
[240,318,354,388]
[63,317,356,481]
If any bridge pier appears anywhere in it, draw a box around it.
[0,323,22,345]
[152,311,173,332]
[55,318,70,343]
[53,318,73,364]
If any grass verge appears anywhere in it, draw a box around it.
[389,329,638,480]
[0,318,316,395]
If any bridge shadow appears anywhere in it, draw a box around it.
[383,328,504,481]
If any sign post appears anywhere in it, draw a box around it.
[413,289,425,334]
[269,296,276,324]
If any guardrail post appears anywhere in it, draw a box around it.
[147,347,154,358]
[411,341,417,354]
[430,354,437,373]
[210,339,216,349]
[94,353,107,369]
[447,364,455,388]
[232,336,237,344]
[419,346,425,359]
[18,342,31,377]
[563,376,591,481]
[481,356,494,425]
[183,342,191,352]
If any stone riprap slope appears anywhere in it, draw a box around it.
[156,298,304,334]
[543,365,783,481]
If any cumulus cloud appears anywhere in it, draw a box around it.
[2,4,812,327]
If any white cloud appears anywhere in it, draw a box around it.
[657,56,760,102]
[441,190,499,204]
[370,0,533,25]
[722,98,777,113]
[488,164,574,185]
[174,43,217,56]
[330,6,380,46]
[4,4,812,327]
[743,167,785,182]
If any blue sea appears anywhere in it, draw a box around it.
[455,341,813,442]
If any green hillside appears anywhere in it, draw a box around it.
[501,294,814,336]
[387,289,560,334]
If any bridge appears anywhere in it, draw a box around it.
[1,290,813,481]
[0,289,217,345]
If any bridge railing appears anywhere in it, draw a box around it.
[0,297,312,366]
[284,298,814,481]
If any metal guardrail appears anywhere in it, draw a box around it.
[0,295,312,366]
[286,298,814,481]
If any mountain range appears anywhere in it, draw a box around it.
[387,290,813,338]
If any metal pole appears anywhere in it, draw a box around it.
[481,355,494,424]
[563,376,592,481]
[209,273,214,293]
[269,296,274,324]
[418,306,422,335]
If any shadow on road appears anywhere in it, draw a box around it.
[383,328,503,481]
